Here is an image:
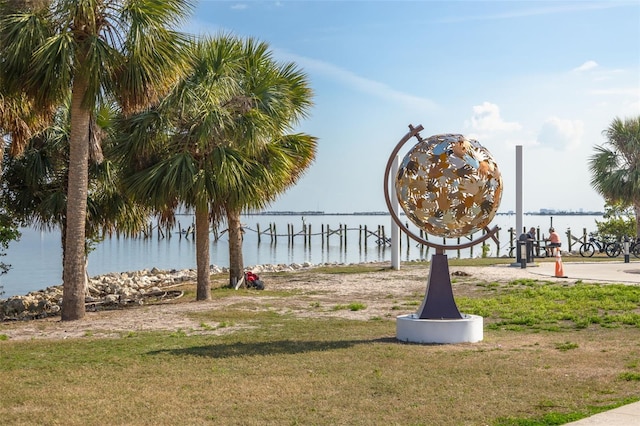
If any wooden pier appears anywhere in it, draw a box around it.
[115,219,508,259]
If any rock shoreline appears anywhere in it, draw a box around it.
[0,262,318,321]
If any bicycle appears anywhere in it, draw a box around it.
[618,237,640,258]
[605,240,623,257]
[602,236,640,258]
[579,234,617,257]
[632,238,640,258]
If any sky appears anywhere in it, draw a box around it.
[187,1,640,214]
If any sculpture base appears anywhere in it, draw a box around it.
[396,313,483,344]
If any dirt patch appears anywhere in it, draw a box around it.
[0,263,567,341]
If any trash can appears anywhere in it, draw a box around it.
[624,236,630,263]
[517,234,528,268]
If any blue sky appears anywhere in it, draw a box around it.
[188,1,640,214]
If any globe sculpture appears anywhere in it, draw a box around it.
[384,124,502,343]
[395,133,502,238]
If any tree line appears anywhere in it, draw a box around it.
[0,0,316,320]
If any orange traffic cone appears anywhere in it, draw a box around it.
[554,248,567,278]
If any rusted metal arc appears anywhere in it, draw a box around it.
[489,226,501,245]
[383,124,500,252]
[383,123,423,229]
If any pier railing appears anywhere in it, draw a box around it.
[120,220,507,259]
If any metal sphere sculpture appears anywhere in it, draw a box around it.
[384,124,502,320]
[395,133,502,238]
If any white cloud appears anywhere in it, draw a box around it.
[230,4,248,10]
[573,60,599,72]
[537,117,585,150]
[466,102,522,133]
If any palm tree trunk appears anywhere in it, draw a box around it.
[61,76,91,321]
[60,222,66,284]
[195,204,211,300]
[227,210,244,288]
[634,203,640,237]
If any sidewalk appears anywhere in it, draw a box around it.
[564,401,640,425]
[526,259,640,284]
[520,260,640,425]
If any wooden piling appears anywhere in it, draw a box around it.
[364,225,368,249]
[343,224,347,246]
[405,222,409,250]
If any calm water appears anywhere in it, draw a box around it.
[0,213,602,298]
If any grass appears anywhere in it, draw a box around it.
[1,263,639,425]
[457,279,640,331]
[332,302,367,311]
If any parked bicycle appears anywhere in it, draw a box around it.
[579,234,617,257]
[632,238,640,257]
[598,236,640,258]
[605,240,623,257]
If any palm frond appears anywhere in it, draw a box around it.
[591,116,640,206]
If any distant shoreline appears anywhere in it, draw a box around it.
[253,211,605,216]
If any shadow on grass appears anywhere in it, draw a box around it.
[147,337,397,359]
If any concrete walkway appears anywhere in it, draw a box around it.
[564,401,640,425]
[520,260,640,425]
[526,259,640,284]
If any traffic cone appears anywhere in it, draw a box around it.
[554,248,567,278]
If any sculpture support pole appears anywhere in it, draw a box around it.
[416,249,463,319]
[390,155,400,270]
[516,145,523,235]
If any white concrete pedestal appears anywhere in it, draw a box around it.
[396,313,483,344]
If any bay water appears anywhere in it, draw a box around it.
[0,213,602,298]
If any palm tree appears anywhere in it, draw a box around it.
[184,38,316,287]
[224,134,317,287]
[118,35,316,297]
[117,34,246,300]
[1,106,70,233]
[0,73,53,173]
[1,101,151,288]
[0,1,56,161]
[219,39,315,287]
[0,0,193,320]
[0,90,45,158]
[589,116,640,235]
